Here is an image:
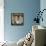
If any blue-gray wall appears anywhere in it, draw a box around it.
[4,0,40,42]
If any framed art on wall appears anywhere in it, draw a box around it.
[11,13,24,25]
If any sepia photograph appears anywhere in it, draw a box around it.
[11,13,24,25]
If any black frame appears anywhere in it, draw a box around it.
[11,13,24,25]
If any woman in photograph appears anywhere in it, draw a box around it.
[14,15,23,24]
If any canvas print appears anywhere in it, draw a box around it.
[11,13,24,25]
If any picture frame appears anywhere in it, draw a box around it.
[11,13,24,25]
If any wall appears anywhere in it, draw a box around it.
[4,0,40,42]
[40,0,46,45]
[0,0,4,42]
[40,0,46,27]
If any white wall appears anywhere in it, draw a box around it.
[0,0,4,42]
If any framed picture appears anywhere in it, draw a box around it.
[11,13,24,25]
